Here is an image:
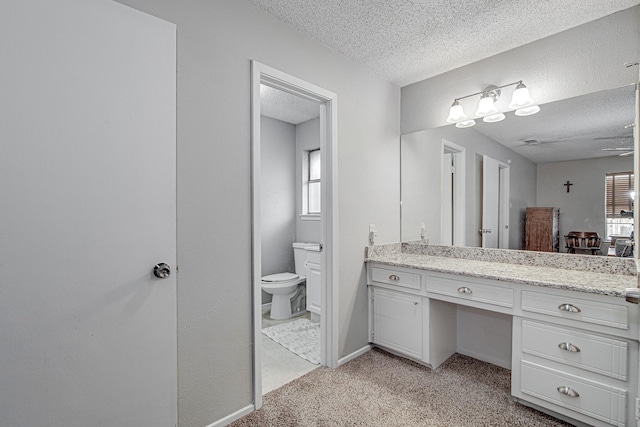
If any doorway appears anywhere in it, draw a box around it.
[481,155,510,248]
[442,140,466,246]
[250,61,338,409]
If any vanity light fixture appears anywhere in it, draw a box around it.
[475,88,499,116]
[446,80,540,128]
[455,119,476,128]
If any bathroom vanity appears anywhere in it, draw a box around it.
[366,243,640,427]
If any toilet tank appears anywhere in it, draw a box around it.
[292,242,315,275]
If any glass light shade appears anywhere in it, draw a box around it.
[508,84,535,109]
[483,113,506,123]
[446,102,467,123]
[515,105,541,116]
[476,96,498,116]
[455,119,476,128]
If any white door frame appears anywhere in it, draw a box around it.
[250,61,339,410]
[633,82,639,418]
[498,163,510,248]
[442,152,454,245]
[442,140,466,246]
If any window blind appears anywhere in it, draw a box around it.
[605,172,634,217]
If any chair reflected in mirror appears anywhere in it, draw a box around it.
[610,231,634,257]
[564,231,601,255]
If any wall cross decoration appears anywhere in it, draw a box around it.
[564,181,573,193]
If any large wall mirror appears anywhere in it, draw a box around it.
[401,83,638,255]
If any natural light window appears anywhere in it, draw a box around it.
[303,149,321,216]
[605,172,634,239]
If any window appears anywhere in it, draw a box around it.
[605,172,634,239]
[304,149,321,215]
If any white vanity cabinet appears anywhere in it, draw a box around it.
[370,287,425,361]
[367,265,429,363]
[512,287,639,427]
[366,261,640,427]
[305,250,322,320]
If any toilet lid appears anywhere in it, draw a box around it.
[262,272,299,283]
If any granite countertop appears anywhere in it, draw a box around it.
[366,252,637,298]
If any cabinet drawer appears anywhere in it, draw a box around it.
[427,276,513,308]
[521,360,626,426]
[522,290,628,330]
[522,320,628,380]
[370,266,421,291]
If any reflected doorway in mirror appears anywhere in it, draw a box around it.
[482,155,510,249]
[442,140,466,246]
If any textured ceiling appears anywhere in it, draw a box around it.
[260,84,320,125]
[470,85,636,164]
[248,0,640,86]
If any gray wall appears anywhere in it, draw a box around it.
[537,156,634,244]
[295,118,322,243]
[261,116,297,304]
[114,1,400,426]
[401,126,537,249]
[401,6,640,133]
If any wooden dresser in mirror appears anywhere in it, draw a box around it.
[525,207,560,252]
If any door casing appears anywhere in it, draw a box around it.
[442,140,466,246]
[250,61,339,410]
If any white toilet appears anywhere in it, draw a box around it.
[262,242,312,320]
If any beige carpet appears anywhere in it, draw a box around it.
[231,349,571,426]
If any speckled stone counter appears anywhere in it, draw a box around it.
[365,242,639,298]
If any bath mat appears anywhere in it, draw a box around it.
[262,318,320,364]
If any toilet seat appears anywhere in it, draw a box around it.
[261,272,307,320]
[261,272,306,284]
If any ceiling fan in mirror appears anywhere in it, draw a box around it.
[601,147,634,156]
[518,138,564,146]
[599,133,634,156]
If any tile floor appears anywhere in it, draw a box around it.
[261,309,318,394]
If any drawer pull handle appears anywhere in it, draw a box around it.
[413,301,419,306]
[558,303,581,313]
[558,342,581,353]
[388,275,400,281]
[557,386,579,398]
[458,287,472,294]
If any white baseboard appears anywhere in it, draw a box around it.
[205,404,255,427]
[338,344,372,366]
[261,302,272,312]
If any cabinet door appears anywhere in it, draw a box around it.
[372,288,423,360]
[306,261,322,316]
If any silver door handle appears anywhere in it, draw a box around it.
[558,342,581,353]
[558,303,581,313]
[153,263,171,279]
[557,386,579,397]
